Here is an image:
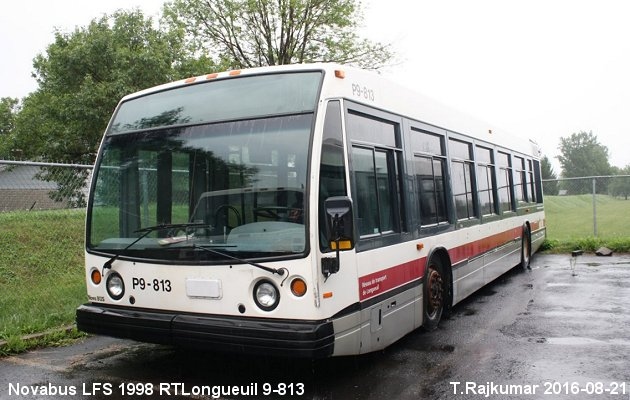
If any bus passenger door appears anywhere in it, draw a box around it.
[316,100,361,355]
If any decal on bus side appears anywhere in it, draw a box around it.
[358,259,425,301]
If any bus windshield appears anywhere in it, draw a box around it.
[88,72,321,263]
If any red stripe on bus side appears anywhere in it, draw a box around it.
[357,220,545,302]
[530,220,541,231]
[358,259,425,301]
[447,227,522,265]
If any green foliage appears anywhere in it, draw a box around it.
[6,10,219,205]
[540,155,558,196]
[0,327,85,356]
[163,0,394,69]
[539,238,559,252]
[10,9,217,164]
[608,166,630,200]
[0,97,19,136]
[541,236,630,254]
[0,97,20,157]
[557,131,611,193]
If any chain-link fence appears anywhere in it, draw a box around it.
[0,160,92,212]
[2,160,630,242]
[543,175,630,240]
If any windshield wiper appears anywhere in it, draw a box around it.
[192,244,286,276]
[101,222,211,272]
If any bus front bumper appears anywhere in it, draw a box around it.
[76,303,335,358]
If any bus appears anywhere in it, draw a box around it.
[76,63,545,358]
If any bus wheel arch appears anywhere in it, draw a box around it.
[520,222,532,270]
[422,248,452,331]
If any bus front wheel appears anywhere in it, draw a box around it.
[423,256,445,331]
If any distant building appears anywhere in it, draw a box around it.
[0,165,67,211]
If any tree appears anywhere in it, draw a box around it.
[0,97,19,157]
[557,131,611,194]
[8,10,218,206]
[163,0,394,69]
[10,10,217,164]
[609,165,630,200]
[0,97,19,136]
[558,131,611,178]
[540,155,558,196]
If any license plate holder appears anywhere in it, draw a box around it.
[186,279,222,299]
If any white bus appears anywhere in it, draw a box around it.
[77,63,545,357]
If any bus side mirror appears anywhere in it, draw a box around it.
[323,196,354,277]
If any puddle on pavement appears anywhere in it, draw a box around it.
[545,282,571,287]
[539,337,630,346]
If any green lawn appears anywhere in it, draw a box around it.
[544,194,630,252]
[0,209,86,353]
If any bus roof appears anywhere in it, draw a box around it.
[120,63,540,158]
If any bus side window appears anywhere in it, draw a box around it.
[497,151,514,213]
[532,159,544,203]
[476,146,498,216]
[414,155,448,226]
[449,139,478,221]
[345,109,401,238]
[410,129,449,229]
[351,146,397,236]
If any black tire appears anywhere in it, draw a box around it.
[520,225,532,270]
[423,255,445,331]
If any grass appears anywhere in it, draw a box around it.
[1,195,630,355]
[543,194,630,252]
[0,209,87,355]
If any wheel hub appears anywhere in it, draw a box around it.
[427,268,443,313]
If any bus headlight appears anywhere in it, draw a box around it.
[253,280,279,311]
[106,272,125,300]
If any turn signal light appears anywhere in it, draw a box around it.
[290,278,307,297]
[90,269,102,285]
[330,240,352,250]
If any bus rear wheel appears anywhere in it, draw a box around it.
[423,256,444,331]
[520,224,532,270]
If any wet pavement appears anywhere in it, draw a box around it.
[1,254,629,399]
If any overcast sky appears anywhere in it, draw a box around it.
[2,0,629,171]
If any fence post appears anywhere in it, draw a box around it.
[592,177,597,237]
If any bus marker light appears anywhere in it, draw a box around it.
[229,70,241,76]
[323,292,333,299]
[206,73,219,80]
[90,269,102,285]
[184,77,196,84]
[330,240,352,250]
[334,70,345,79]
[416,243,424,251]
[290,278,307,297]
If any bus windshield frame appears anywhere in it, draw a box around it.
[86,71,323,264]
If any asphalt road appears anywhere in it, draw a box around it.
[1,254,629,400]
